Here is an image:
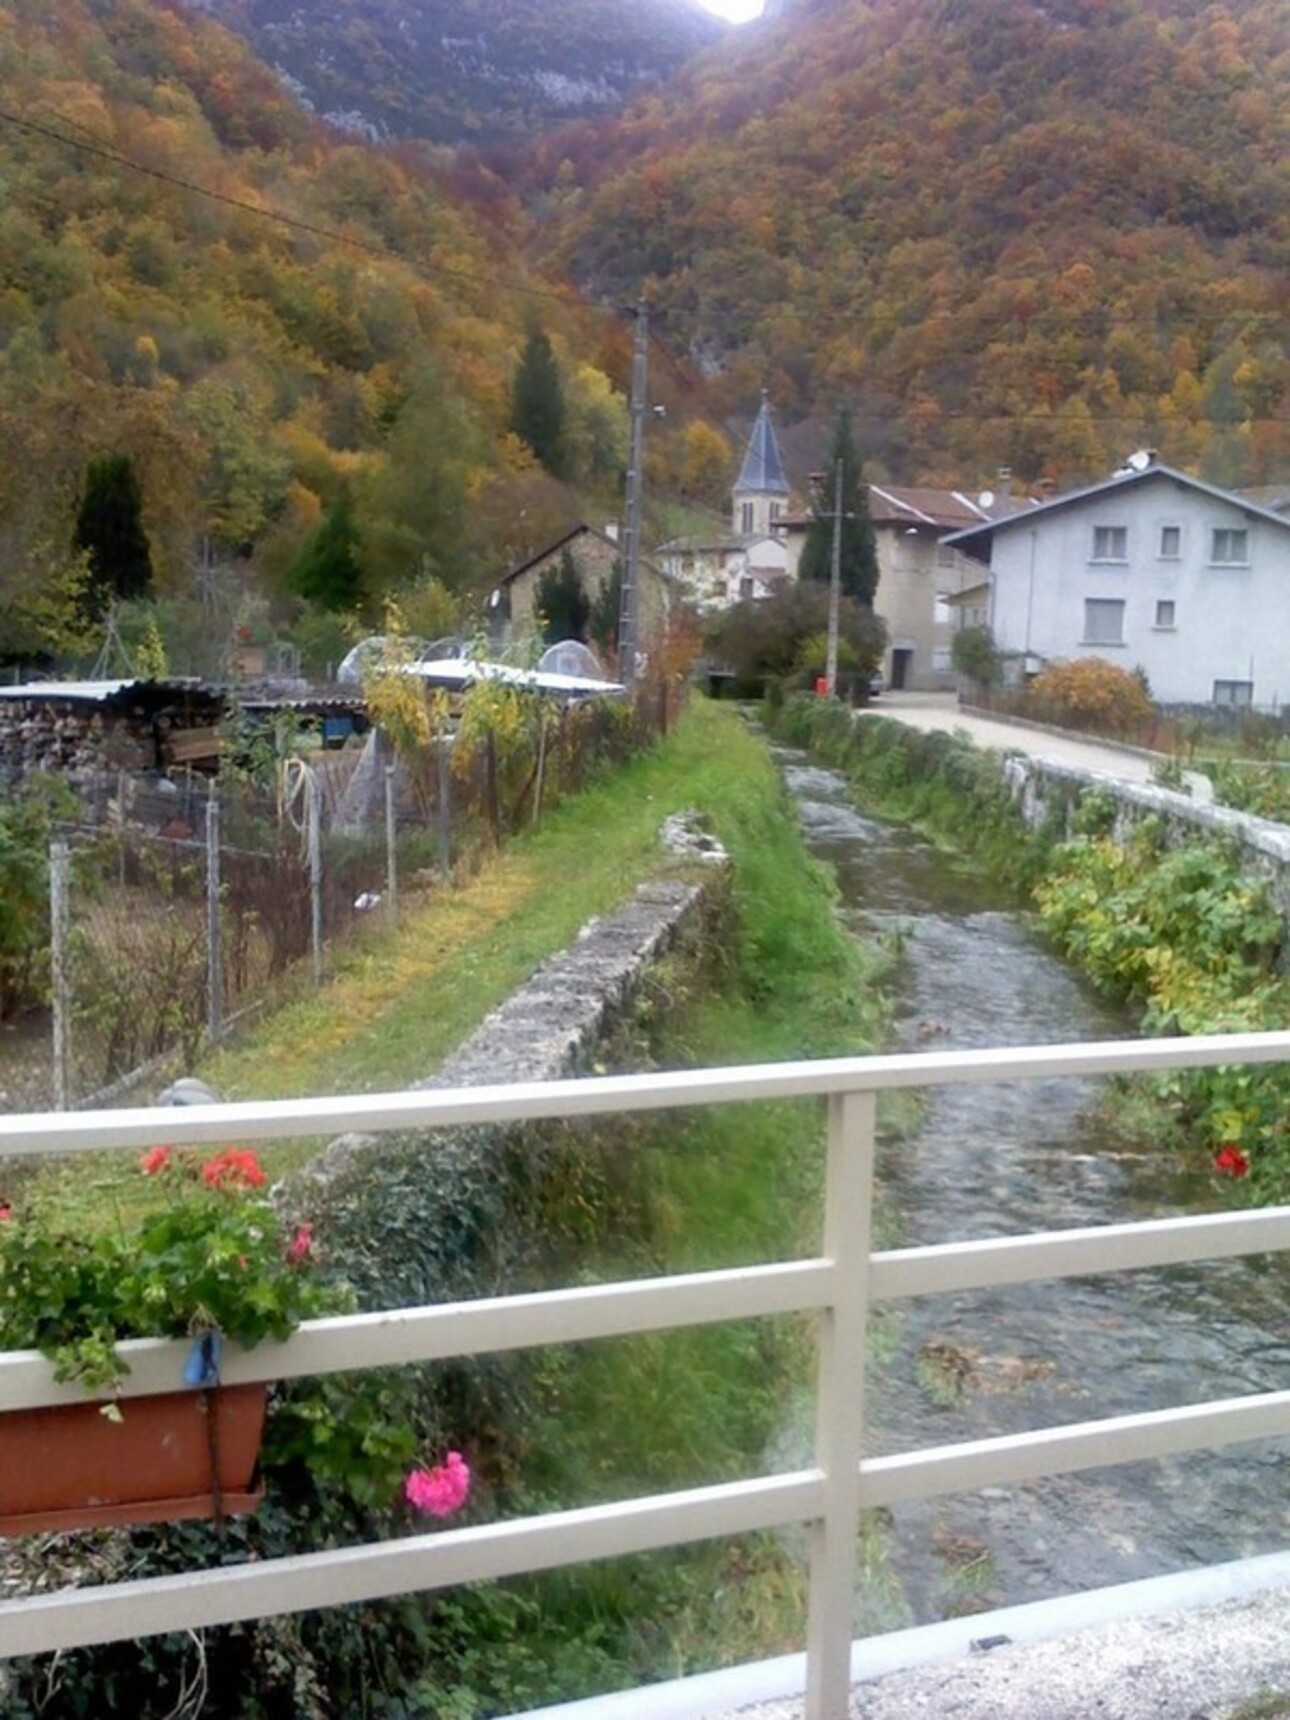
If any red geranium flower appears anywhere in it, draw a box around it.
[0,1203,12,1221]
[201,1149,267,1190]
[1214,1145,1250,1178]
[140,1146,173,1176]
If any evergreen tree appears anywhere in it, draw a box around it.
[510,328,568,479]
[589,562,622,655]
[535,548,590,644]
[798,410,878,608]
[286,494,364,612]
[74,455,153,617]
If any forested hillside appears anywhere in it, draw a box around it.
[0,0,701,669]
[526,0,1290,486]
[191,0,727,146]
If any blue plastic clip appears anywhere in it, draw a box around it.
[183,1330,222,1389]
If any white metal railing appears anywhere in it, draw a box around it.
[5,1030,1290,1720]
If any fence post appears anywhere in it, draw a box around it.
[437,734,452,882]
[384,763,398,925]
[308,770,324,987]
[49,841,70,1111]
[532,714,548,828]
[206,790,222,1044]
[804,1088,875,1720]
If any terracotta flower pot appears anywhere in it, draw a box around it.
[0,1384,267,1537]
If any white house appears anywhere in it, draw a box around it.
[944,455,1290,710]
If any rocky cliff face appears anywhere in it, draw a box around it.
[189,0,728,144]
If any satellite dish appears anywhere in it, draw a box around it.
[538,641,605,680]
[977,490,995,510]
[1127,449,1154,472]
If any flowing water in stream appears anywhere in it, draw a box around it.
[779,749,1290,1628]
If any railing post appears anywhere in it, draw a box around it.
[206,790,222,1044]
[384,763,398,926]
[49,840,70,1111]
[805,1088,876,1720]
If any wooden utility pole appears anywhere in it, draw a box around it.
[617,299,649,688]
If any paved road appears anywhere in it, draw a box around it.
[862,690,1214,803]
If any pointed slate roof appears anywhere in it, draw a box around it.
[733,393,790,496]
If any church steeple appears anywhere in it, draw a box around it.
[732,392,790,538]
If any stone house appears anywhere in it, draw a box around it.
[486,522,677,656]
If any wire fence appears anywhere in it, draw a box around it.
[18,684,679,1111]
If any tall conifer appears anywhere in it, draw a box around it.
[510,328,568,479]
[798,411,878,608]
[74,455,153,616]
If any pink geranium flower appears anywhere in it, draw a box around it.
[405,1451,471,1518]
[287,1223,314,1264]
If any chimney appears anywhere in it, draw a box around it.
[996,466,1013,499]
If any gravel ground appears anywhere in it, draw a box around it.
[708,1583,1290,1719]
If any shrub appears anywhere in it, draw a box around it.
[950,624,1002,688]
[0,776,75,1020]
[1023,657,1154,737]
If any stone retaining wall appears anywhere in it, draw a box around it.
[1004,754,1290,927]
[291,814,729,1202]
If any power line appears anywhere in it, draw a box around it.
[5,106,1283,346]
[0,104,579,309]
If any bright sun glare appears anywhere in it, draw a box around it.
[697,0,765,20]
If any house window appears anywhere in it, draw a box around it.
[933,593,953,624]
[769,501,782,522]
[740,502,755,534]
[1091,525,1128,562]
[738,575,755,600]
[1083,598,1125,644]
[1159,524,1182,558]
[1154,599,1176,628]
[932,647,953,672]
[1213,679,1253,708]
[1211,527,1248,565]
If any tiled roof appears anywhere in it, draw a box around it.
[868,484,1031,528]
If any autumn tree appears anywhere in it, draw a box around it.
[797,411,878,608]
[74,455,154,617]
[510,328,568,480]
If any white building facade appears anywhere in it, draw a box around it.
[946,460,1290,709]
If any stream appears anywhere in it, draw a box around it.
[780,749,1290,1628]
